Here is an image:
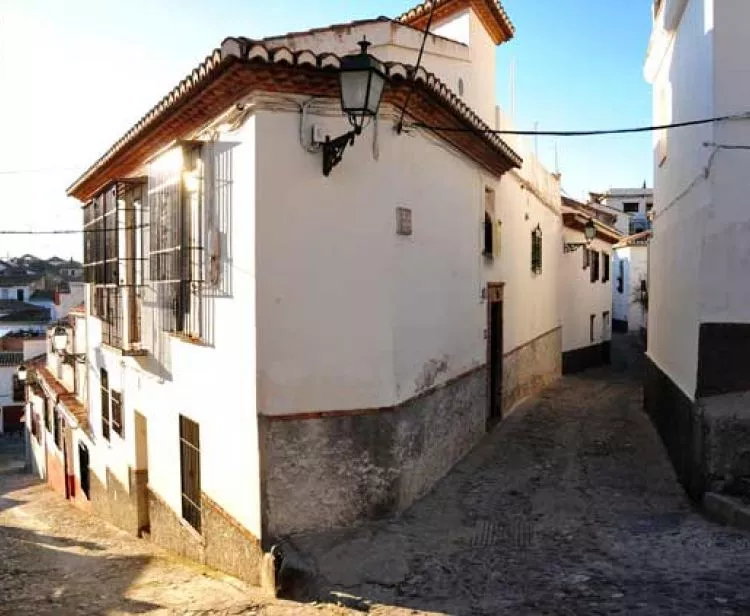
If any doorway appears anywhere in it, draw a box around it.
[134,411,150,534]
[487,283,504,426]
[79,442,90,499]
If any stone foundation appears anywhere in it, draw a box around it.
[261,366,488,538]
[147,488,264,585]
[88,467,148,535]
[562,341,611,375]
[502,327,562,412]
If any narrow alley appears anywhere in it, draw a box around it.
[2,335,750,615]
[288,335,750,615]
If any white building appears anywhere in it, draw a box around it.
[612,231,650,334]
[61,0,566,585]
[560,201,621,373]
[644,0,750,500]
[590,187,654,236]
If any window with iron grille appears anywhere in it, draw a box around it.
[83,179,146,350]
[111,390,123,437]
[147,143,205,342]
[45,398,53,434]
[603,253,610,283]
[12,376,24,402]
[531,225,543,274]
[590,251,600,283]
[53,406,63,450]
[101,368,110,441]
[179,415,201,532]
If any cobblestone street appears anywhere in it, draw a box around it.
[291,335,750,615]
[2,335,750,615]
[0,439,352,616]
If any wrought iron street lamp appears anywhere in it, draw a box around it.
[564,219,597,253]
[323,38,386,176]
[52,325,85,363]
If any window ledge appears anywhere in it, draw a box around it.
[167,332,209,347]
[101,342,148,357]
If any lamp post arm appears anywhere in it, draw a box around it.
[323,129,359,177]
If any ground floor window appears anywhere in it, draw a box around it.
[179,415,201,532]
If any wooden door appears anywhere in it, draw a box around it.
[487,284,504,425]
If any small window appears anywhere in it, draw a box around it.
[16,289,24,301]
[531,225,543,274]
[623,202,640,214]
[45,398,53,434]
[53,407,63,450]
[603,311,610,338]
[101,368,110,441]
[111,391,123,437]
[602,253,610,283]
[458,77,465,96]
[180,415,202,533]
[590,251,600,283]
[646,202,653,211]
[483,212,494,257]
[590,314,596,343]
[617,260,625,294]
[583,248,590,270]
[12,375,24,402]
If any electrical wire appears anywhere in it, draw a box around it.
[0,225,150,235]
[396,2,436,133]
[404,112,750,137]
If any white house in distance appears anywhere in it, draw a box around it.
[644,0,750,501]
[560,198,621,373]
[60,0,566,585]
[612,230,650,334]
[589,187,653,236]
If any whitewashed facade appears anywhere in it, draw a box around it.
[612,232,650,334]
[61,0,567,584]
[644,0,750,500]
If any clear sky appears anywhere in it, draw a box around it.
[0,0,653,259]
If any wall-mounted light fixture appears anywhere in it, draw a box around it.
[323,38,386,176]
[563,219,596,253]
[52,325,86,363]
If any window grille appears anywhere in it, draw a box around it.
[179,415,201,532]
[111,391,123,437]
[591,251,600,283]
[101,368,110,441]
[147,143,205,342]
[603,253,610,283]
[531,225,543,274]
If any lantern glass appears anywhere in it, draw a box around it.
[339,39,386,131]
[53,326,68,353]
[584,220,596,242]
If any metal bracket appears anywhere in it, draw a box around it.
[322,130,358,176]
[563,242,588,254]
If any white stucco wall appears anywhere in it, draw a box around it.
[255,97,560,415]
[612,244,649,331]
[645,0,714,399]
[27,390,47,479]
[84,118,262,538]
[560,233,613,353]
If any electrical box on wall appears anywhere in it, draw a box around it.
[311,125,325,144]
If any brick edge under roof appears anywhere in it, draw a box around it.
[67,37,521,200]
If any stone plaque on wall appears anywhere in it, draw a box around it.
[396,207,412,236]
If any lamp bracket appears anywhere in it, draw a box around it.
[563,242,589,254]
[323,129,358,176]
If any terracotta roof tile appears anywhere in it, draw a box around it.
[614,230,652,248]
[398,0,514,44]
[68,38,521,200]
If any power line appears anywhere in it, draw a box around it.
[396,2,436,133]
[405,112,750,137]
[0,225,149,235]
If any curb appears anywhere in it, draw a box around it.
[703,492,750,531]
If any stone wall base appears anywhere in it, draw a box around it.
[261,366,488,538]
[503,327,562,413]
[148,488,264,585]
[562,341,611,375]
[89,467,147,536]
[645,355,750,500]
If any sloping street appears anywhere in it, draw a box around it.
[289,335,750,615]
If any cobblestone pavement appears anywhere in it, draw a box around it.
[291,335,750,615]
[0,438,359,616]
